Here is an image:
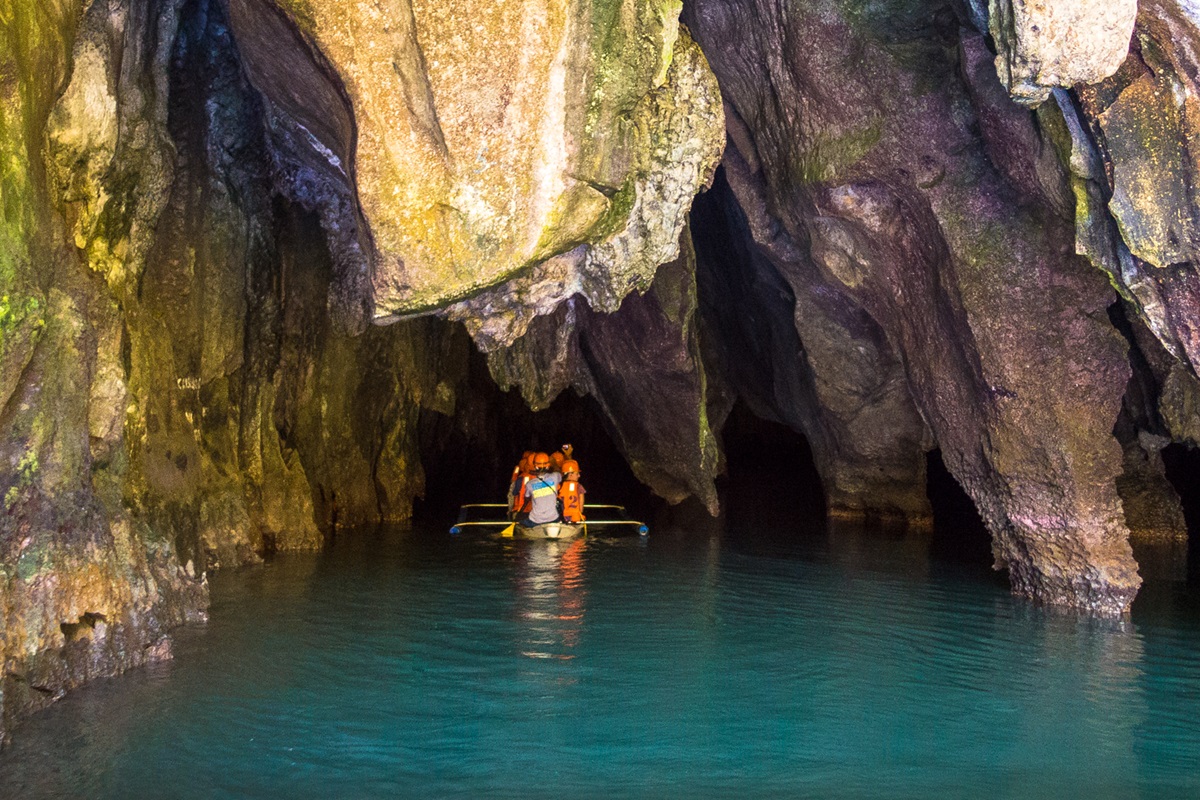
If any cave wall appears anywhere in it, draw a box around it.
[0,0,471,742]
[682,0,1183,615]
[679,0,1200,614]
[0,0,206,743]
[0,0,728,742]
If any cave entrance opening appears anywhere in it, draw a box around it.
[412,346,655,525]
[1162,443,1200,583]
[716,401,826,539]
[924,449,994,568]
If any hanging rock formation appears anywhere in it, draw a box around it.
[224,0,725,344]
[488,232,721,513]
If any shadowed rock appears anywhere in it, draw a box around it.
[488,232,721,513]
[694,169,933,524]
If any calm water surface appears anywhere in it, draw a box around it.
[1,522,1199,798]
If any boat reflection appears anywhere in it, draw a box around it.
[511,538,589,662]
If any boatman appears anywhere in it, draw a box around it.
[520,452,562,526]
[557,460,586,523]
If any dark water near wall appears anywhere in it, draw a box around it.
[2,523,1199,799]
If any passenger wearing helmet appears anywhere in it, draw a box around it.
[508,452,536,520]
[557,460,586,523]
[520,451,563,526]
[549,443,573,472]
[510,451,534,484]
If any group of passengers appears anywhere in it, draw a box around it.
[508,444,586,527]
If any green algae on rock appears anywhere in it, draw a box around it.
[447,27,725,349]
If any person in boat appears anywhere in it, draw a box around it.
[508,452,536,520]
[511,451,534,484]
[518,451,563,527]
[557,459,586,523]
[549,443,573,473]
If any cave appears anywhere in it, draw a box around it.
[4,0,1200,792]
[1163,443,1200,583]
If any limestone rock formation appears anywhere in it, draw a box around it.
[694,172,934,524]
[226,0,725,343]
[989,0,1138,105]
[1,0,206,743]
[1058,2,1200,379]
[685,0,1141,613]
[5,0,1200,745]
[487,233,721,513]
[2,0,495,742]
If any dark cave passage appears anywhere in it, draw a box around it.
[716,401,826,536]
[413,343,657,524]
[1163,443,1200,583]
[925,449,993,567]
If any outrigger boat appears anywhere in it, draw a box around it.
[450,503,649,538]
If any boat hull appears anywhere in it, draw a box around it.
[512,521,585,540]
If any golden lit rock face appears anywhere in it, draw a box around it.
[262,0,723,331]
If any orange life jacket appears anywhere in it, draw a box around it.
[512,472,535,514]
[557,480,586,523]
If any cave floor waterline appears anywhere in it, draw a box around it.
[0,518,1198,798]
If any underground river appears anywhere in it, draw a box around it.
[1,513,1198,799]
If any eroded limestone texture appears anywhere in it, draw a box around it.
[1,0,206,743]
[487,232,721,513]
[685,0,1142,614]
[989,0,1138,105]
[226,0,725,342]
[694,172,933,524]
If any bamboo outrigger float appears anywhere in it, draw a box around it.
[449,504,649,538]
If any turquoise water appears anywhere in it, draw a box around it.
[1,523,1199,798]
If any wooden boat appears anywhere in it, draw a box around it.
[510,520,585,540]
[450,503,650,538]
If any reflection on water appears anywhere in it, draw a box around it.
[0,523,1198,798]
[512,538,588,661]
